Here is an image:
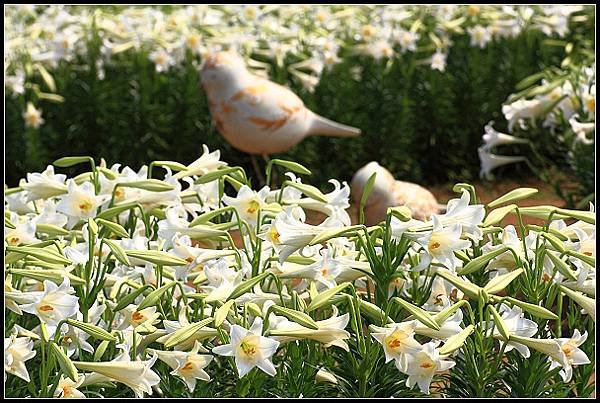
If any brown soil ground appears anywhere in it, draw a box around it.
[428,177,568,227]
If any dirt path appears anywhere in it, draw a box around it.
[429,178,569,227]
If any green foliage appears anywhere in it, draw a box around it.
[5,31,570,188]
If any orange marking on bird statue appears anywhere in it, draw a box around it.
[248,115,289,132]
[221,101,235,114]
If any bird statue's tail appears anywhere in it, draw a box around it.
[309,113,362,138]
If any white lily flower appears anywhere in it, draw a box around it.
[76,346,160,398]
[302,247,344,290]
[4,212,39,246]
[415,216,470,271]
[149,48,175,72]
[481,121,530,151]
[370,321,422,372]
[202,257,244,302]
[478,146,526,180]
[430,50,447,72]
[548,330,591,382]
[395,29,419,53]
[149,341,213,392]
[19,278,80,336]
[212,317,280,378]
[404,341,455,394]
[502,98,549,132]
[268,305,351,350]
[22,102,45,129]
[434,190,485,241]
[262,207,327,263]
[287,179,351,224]
[167,234,234,281]
[582,84,595,119]
[4,333,36,382]
[422,276,464,312]
[21,165,68,202]
[568,115,595,145]
[488,305,538,357]
[56,180,108,229]
[54,374,86,398]
[222,185,270,227]
[116,304,161,331]
[5,275,41,315]
[468,25,492,48]
[5,186,36,214]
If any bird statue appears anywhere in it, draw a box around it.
[200,51,361,181]
[350,161,441,225]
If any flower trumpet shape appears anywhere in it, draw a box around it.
[481,121,530,151]
[74,353,160,398]
[478,146,526,180]
[21,165,68,202]
[4,334,36,382]
[268,311,351,350]
[53,374,86,398]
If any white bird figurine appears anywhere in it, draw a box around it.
[351,161,441,225]
[200,51,361,175]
